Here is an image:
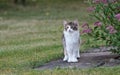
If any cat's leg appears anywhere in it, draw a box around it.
[67,50,78,62]
[67,49,72,62]
[77,49,80,59]
[75,44,80,58]
[72,50,78,62]
[62,35,68,61]
[77,39,80,58]
[63,49,68,61]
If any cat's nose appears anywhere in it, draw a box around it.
[68,29,73,32]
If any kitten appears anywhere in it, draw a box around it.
[62,20,80,62]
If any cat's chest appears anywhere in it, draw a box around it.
[64,31,79,43]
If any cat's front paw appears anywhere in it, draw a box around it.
[67,58,78,63]
[77,53,80,59]
[63,56,68,61]
[77,56,80,59]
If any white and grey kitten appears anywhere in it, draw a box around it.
[62,20,80,62]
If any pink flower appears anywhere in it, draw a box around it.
[93,0,108,4]
[94,21,102,27]
[101,0,108,4]
[82,28,92,34]
[87,7,95,12]
[82,23,92,34]
[106,25,113,30]
[93,0,101,3]
[109,29,117,34]
[115,13,120,21]
[106,25,117,34]
[82,23,89,28]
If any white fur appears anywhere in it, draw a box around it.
[63,30,80,62]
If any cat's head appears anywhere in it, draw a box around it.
[63,20,79,32]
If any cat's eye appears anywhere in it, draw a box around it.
[66,26,69,29]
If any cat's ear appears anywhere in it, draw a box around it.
[63,20,67,26]
[74,20,79,26]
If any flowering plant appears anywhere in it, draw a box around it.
[82,0,120,54]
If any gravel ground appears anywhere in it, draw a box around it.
[36,47,120,70]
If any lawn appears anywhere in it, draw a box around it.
[0,0,120,75]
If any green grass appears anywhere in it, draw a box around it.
[27,67,120,75]
[0,0,120,75]
[0,19,63,70]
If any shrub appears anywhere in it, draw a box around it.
[82,0,120,54]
